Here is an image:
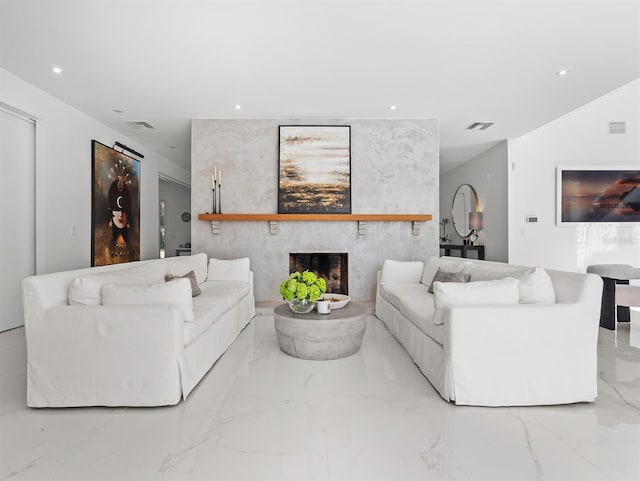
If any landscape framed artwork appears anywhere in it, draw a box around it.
[278,125,351,214]
[91,140,141,266]
[557,166,640,224]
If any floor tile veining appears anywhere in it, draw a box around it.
[1,314,639,481]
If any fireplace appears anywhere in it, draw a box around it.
[289,253,348,295]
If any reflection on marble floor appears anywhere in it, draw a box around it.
[0,314,639,481]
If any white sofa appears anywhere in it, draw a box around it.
[21,253,256,407]
[375,256,603,407]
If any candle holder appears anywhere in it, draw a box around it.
[212,187,216,214]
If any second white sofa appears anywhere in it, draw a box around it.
[22,253,256,408]
[376,256,603,407]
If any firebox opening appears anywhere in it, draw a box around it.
[289,253,348,295]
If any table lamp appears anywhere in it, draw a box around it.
[469,211,483,245]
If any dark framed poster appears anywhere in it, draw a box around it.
[278,125,351,214]
[557,166,640,224]
[91,140,140,266]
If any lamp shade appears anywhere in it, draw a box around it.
[469,211,483,231]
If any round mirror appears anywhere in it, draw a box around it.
[451,184,479,238]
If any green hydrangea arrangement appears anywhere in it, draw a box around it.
[279,270,327,302]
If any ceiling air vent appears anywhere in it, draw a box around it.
[123,120,155,130]
[609,122,626,134]
[466,122,494,131]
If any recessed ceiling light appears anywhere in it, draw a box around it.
[466,122,494,131]
[52,66,63,74]
[556,69,570,76]
[389,105,397,111]
[234,104,242,110]
[112,109,124,114]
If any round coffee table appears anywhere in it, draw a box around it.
[274,302,366,360]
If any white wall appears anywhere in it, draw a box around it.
[0,67,190,274]
[159,178,191,257]
[508,79,640,271]
[440,141,509,262]
[192,119,439,301]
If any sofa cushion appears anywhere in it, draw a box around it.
[101,278,194,322]
[68,262,167,306]
[469,266,556,303]
[421,257,467,287]
[207,257,250,283]
[379,283,431,309]
[427,268,470,294]
[401,294,444,346]
[184,281,252,345]
[166,252,208,285]
[432,278,520,325]
[380,283,443,345]
[166,270,202,297]
[380,259,424,284]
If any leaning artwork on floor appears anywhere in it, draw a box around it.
[278,125,351,214]
[557,166,640,224]
[91,140,141,266]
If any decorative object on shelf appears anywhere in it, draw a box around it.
[556,166,640,224]
[468,211,483,245]
[279,270,327,314]
[181,212,191,222]
[321,293,351,309]
[278,125,351,214]
[211,166,223,214]
[91,140,140,266]
[439,217,450,243]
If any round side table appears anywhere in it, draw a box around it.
[274,302,366,360]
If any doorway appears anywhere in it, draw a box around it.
[159,177,191,258]
[0,107,36,332]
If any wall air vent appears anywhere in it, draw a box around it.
[609,122,626,134]
[123,120,155,130]
[466,122,494,131]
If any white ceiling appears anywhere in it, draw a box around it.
[1,0,639,172]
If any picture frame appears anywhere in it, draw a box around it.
[91,140,141,266]
[556,166,640,225]
[278,125,351,214]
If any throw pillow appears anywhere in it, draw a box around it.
[166,270,201,297]
[380,259,425,284]
[517,267,556,304]
[469,266,556,303]
[68,262,167,306]
[101,278,194,322]
[421,257,467,287]
[165,252,208,285]
[427,268,470,294]
[207,257,250,283]
[432,277,520,325]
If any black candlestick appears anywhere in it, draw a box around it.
[218,184,222,214]
[212,187,216,214]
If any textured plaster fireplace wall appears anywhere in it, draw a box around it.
[191,119,439,301]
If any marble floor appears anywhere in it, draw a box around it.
[1,311,639,481]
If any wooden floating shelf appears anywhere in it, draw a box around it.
[198,213,432,222]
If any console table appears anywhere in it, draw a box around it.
[440,244,485,260]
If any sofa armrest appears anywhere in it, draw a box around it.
[443,302,599,405]
[26,304,185,407]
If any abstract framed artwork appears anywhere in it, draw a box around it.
[91,140,141,266]
[556,166,640,224]
[278,125,351,214]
